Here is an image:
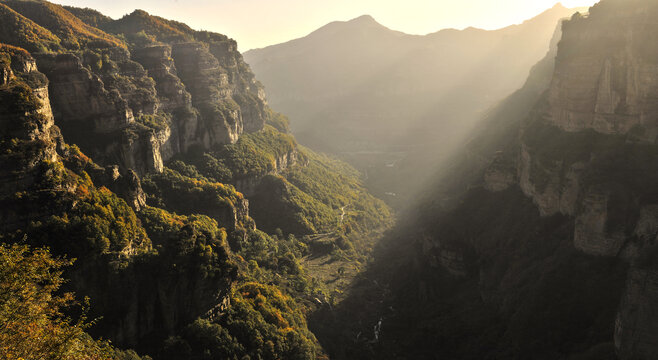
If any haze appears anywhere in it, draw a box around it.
[50,0,597,50]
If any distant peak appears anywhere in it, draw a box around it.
[351,15,377,23]
[551,2,568,10]
[129,9,150,17]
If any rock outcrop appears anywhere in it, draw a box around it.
[0,44,237,352]
[0,47,66,229]
[0,3,268,179]
[573,187,626,257]
[548,3,658,142]
[482,1,658,262]
[476,2,658,358]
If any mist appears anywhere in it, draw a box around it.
[1,0,656,359]
[244,4,583,207]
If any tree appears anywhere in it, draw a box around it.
[0,242,120,360]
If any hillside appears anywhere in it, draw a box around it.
[244,4,585,206]
[311,0,658,358]
[0,1,392,358]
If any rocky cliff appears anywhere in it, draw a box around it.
[316,1,658,359]
[0,1,267,178]
[0,4,394,359]
[485,1,658,358]
[0,42,242,355]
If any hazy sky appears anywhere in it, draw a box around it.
[51,0,599,51]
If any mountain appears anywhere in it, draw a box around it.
[310,0,658,359]
[0,0,392,358]
[243,4,585,205]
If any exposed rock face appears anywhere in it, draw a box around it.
[32,52,166,176]
[574,188,625,257]
[171,42,242,146]
[0,46,237,352]
[517,143,584,216]
[90,165,147,211]
[36,53,134,133]
[0,51,62,213]
[615,268,658,360]
[0,7,268,180]
[483,152,516,192]
[476,3,658,357]
[132,45,198,155]
[483,1,658,263]
[417,236,469,278]
[547,4,658,143]
[70,256,234,350]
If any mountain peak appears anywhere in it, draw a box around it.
[552,2,566,10]
[350,14,377,24]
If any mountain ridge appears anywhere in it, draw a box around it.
[243,3,584,207]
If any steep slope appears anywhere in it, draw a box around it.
[314,1,658,359]
[0,2,393,359]
[0,40,326,359]
[0,0,269,176]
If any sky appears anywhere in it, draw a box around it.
[51,0,599,51]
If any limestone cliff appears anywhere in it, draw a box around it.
[0,2,267,179]
[480,0,658,260]
[477,1,658,358]
[0,44,237,352]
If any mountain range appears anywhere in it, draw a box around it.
[244,3,587,204]
[0,0,657,359]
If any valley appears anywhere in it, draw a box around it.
[0,0,657,359]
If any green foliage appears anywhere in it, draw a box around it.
[234,229,307,277]
[136,112,171,132]
[102,9,194,43]
[138,206,238,282]
[172,126,391,253]
[62,6,112,28]
[142,167,248,230]
[0,4,62,53]
[286,148,392,235]
[206,125,296,181]
[198,98,241,130]
[265,108,291,133]
[2,0,125,50]
[0,242,142,359]
[251,174,336,235]
[1,80,40,113]
[162,283,325,360]
[23,183,151,258]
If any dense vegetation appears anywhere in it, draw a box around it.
[0,243,144,360]
[0,2,61,53]
[2,0,125,50]
[172,125,392,253]
[0,2,395,359]
[162,283,324,360]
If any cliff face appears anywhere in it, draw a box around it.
[0,45,238,352]
[499,0,658,260]
[318,2,658,359]
[0,3,390,359]
[479,1,658,358]
[0,3,267,178]
[547,4,658,141]
[0,46,65,229]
